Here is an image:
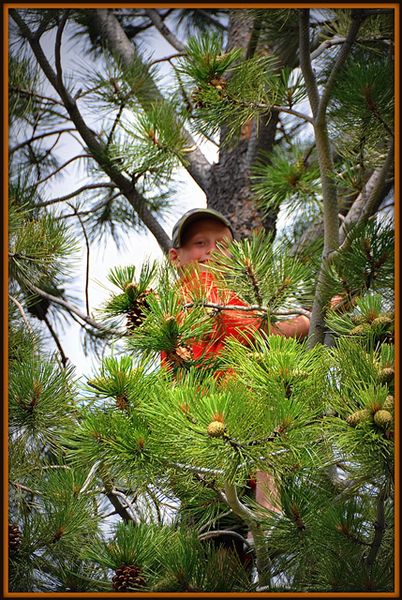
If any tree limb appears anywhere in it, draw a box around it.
[89,8,212,193]
[365,487,387,571]
[11,8,173,254]
[199,528,252,549]
[9,295,35,336]
[317,11,364,124]
[9,128,77,154]
[35,183,117,207]
[224,481,271,587]
[66,202,91,315]
[31,154,93,189]
[299,10,320,117]
[339,140,394,246]
[21,280,120,334]
[145,9,186,52]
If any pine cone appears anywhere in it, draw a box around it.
[207,420,226,438]
[116,394,129,411]
[373,409,393,429]
[166,345,194,367]
[350,323,371,335]
[350,314,366,325]
[371,315,393,328]
[9,522,22,555]
[126,290,152,331]
[346,409,371,427]
[383,394,394,412]
[377,366,395,384]
[112,564,146,591]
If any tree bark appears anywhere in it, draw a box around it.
[207,10,279,239]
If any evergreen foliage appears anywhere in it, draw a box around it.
[7,6,395,594]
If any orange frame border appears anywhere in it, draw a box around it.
[2,2,399,598]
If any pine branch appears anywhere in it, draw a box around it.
[199,529,252,549]
[365,487,387,571]
[145,9,186,52]
[316,11,364,124]
[299,10,319,116]
[104,488,136,524]
[67,202,91,316]
[9,295,35,336]
[183,301,311,318]
[30,154,93,189]
[11,9,173,254]
[339,140,394,246]
[21,280,120,334]
[55,10,69,91]
[78,461,102,495]
[42,313,69,368]
[9,128,77,155]
[224,481,271,587]
[35,183,117,207]
[89,8,212,193]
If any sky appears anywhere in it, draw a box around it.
[30,15,218,379]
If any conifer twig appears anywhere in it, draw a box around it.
[199,529,252,548]
[365,487,387,570]
[9,295,35,336]
[183,301,311,318]
[145,9,186,52]
[35,183,117,208]
[78,460,101,496]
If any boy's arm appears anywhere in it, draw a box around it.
[269,315,310,339]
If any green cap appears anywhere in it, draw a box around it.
[171,208,233,248]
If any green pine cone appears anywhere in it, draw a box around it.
[378,366,395,384]
[350,323,372,335]
[346,409,371,427]
[207,420,226,438]
[371,315,393,328]
[383,395,394,412]
[373,409,393,429]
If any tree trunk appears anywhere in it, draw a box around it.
[206,10,280,239]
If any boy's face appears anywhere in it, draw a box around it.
[169,217,233,272]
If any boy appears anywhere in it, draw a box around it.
[169,207,310,345]
[167,208,312,566]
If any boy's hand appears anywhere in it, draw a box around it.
[329,294,356,312]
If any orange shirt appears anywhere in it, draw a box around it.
[161,271,263,366]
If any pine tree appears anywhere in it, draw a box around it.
[7,7,395,593]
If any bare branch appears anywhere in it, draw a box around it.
[317,12,364,124]
[42,313,69,368]
[365,487,387,571]
[9,128,77,154]
[21,280,120,334]
[183,301,311,318]
[9,295,35,336]
[271,105,314,124]
[31,154,93,189]
[311,35,392,62]
[149,52,186,66]
[199,529,252,549]
[55,10,69,90]
[299,10,320,117]
[145,9,186,52]
[338,139,394,247]
[35,183,117,208]
[66,202,91,315]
